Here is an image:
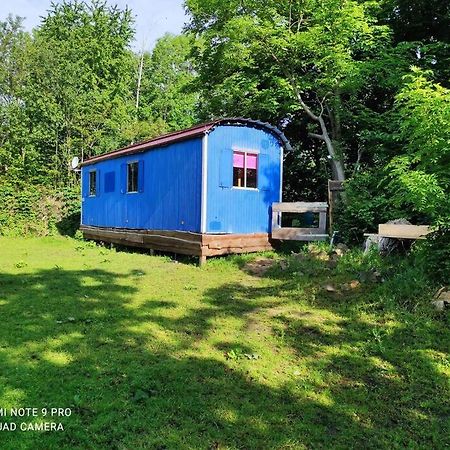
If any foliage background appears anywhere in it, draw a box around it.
[0,0,448,280]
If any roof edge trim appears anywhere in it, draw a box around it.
[80,118,292,166]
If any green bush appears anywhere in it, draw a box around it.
[416,227,450,284]
[334,170,404,243]
[0,181,80,236]
[335,169,449,285]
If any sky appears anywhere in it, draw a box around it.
[0,0,188,51]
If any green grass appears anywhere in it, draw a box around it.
[0,237,448,449]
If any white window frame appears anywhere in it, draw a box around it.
[232,149,259,191]
[127,160,139,194]
[89,170,97,197]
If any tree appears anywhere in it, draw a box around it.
[347,0,450,170]
[21,0,136,185]
[138,33,199,131]
[388,68,450,221]
[0,15,27,104]
[0,15,31,180]
[335,67,450,243]
[186,0,390,181]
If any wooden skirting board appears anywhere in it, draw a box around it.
[80,226,273,264]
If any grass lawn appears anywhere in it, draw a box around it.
[0,236,448,449]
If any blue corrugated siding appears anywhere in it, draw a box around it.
[81,137,203,232]
[206,125,282,234]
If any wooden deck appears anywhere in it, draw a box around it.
[80,226,273,265]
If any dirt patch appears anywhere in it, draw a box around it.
[245,316,272,335]
[265,306,313,320]
[243,257,276,277]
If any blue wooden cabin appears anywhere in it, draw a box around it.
[80,118,292,263]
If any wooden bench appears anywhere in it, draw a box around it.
[271,202,329,241]
[378,224,431,239]
[364,223,431,253]
[364,224,431,240]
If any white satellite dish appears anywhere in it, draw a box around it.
[71,156,80,169]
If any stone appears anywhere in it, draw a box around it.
[327,260,338,269]
[435,287,450,301]
[432,288,450,311]
[317,251,330,261]
[334,243,349,256]
[431,300,449,312]
[370,271,383,283]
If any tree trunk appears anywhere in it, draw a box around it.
[267,52,346,182]
[294,88,346,182]
[318,115,345,182]
[135,51,144,112]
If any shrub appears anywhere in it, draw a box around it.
[334,169,404,243]
[0,181,80,236]
[416,226,450,284]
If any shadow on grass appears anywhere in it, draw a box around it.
[56,213,81,237]
[0,267,351,449]
[227,251,450,448]
[0,261,448,449]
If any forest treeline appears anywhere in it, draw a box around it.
[0,0,448,279]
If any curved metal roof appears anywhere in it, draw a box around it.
[80,118,292,166]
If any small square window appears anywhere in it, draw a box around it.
[233,151,258,189]
[89,171,96,196]
[127,162,138,193]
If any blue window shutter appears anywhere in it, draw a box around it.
[82,169,89,198]
[219,149,233,188]
[104,172,115,193]
[138,160,144,193]
[258,154,270,191]
[120,163,127,193]
[96,169,100,197]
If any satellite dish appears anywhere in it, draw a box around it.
[71,156,79,169]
